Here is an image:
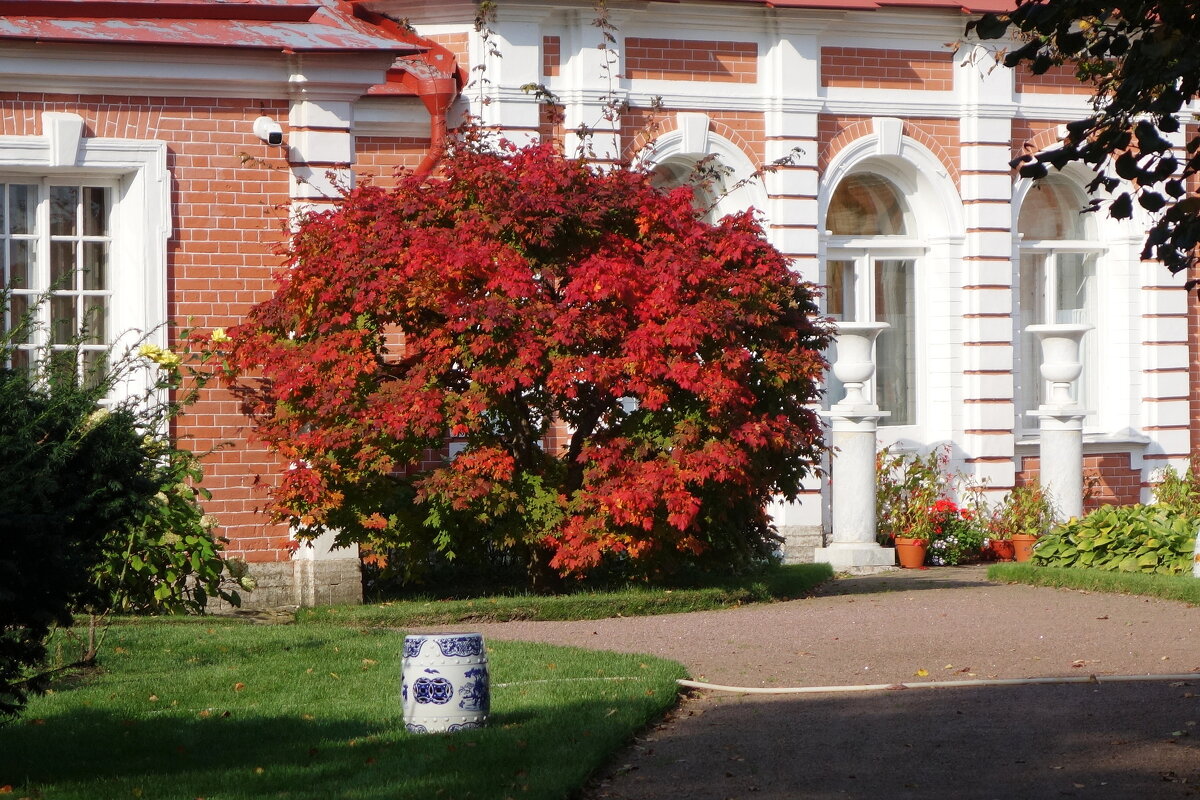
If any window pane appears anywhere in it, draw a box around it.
[50,186,78,236]
[1018,252,1047,420]
[1018,177,1087,240]
[8,240,31,289]
[875,259,915,425]
[7,293,29,343]
[84,187,110,236]
[83,297,107,344]
[82,242,107,290]
[828,174,910,236]
[51,241,77,287]
[82,350,108,389]
[1056,252,1097,412]
[9,185,35,235]
[827,260,856,321]
[50,295,77,344]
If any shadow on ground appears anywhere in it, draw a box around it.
[814,564,994,597]
[586,680,1200,800]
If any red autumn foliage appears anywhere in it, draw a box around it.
[218,139,831,583]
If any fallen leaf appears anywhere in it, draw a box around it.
[149,694,159,702]
[254,767,264,775]
[233,683,246,692]
[1096,615,1109,620]
[0,785,12,794]
[915,669,929,677]
[198,710,211,719]
[329,672,340,680]
[301,714,315,721]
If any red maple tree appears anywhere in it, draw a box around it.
[220,139,831,586]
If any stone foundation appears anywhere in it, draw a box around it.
[209,557,363,613]
[778,525,825,564]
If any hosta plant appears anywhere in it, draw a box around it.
[1032,503,1197,575]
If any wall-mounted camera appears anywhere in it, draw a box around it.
[253,115,284,146]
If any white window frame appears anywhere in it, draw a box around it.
[0,116,170,402]
[825,241,924,429]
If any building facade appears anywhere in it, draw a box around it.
[1,0,1193,604]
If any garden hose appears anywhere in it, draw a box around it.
[677,672,1200,695]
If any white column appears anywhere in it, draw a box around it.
[814,322,895,569]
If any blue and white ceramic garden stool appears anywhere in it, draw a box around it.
[401,632,490,734]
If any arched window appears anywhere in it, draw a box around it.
[825,173,919,425]
[1016,175,1100,427]
[650,156,724,221]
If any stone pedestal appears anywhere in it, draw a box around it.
[1028,406,1086,521]
[813,321,895,571]
[1026,323,1092,521]
[814,409,895,569]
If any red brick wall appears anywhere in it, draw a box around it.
[1014,64,1093,95]
[818,114,961,188]
[0,92,299,562]
[1016,454,1143,512]
[820,48,954,90]
[355,136,433,186]
[426,32,470,70]
[625,38,757,83]
[622,107,765,165]
[543,35,561,78]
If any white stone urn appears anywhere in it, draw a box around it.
[830,321,889,408]
[1026,323,1092,407]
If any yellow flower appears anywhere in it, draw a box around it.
[210,328,230,343]
[137,342,180,369]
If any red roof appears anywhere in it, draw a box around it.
[0,0,424,54]
[658,0,1014,10]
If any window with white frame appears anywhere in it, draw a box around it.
[1016,176,1101,429]
[3,180,116,377]
[825,173,921,426]
[0,119,169,400]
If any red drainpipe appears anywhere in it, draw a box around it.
[349,3,463,176]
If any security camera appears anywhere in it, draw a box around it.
[253,115,284,146]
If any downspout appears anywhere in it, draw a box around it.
[350,3,462,176]
[405,59,457,177]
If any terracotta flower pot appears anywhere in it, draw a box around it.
[894,537,928,569]
[1010,533,1039,562]
[990,539,1015,562]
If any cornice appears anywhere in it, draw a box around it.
[0,42,394,100]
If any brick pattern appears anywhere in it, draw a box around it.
[1014,64,1094,95]
[820,48,954,91]
[818,115,961,188]
[621,107,765,165]
[543,35,561,78]
[355,136,434,186]
[426,32,470,71]
[538,103,565,145]
[625,38,757,84]
[1010,119,1064,161]
[0,92,298,562]
[1017,454,1143,510]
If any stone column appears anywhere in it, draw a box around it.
[814,322,895,570]
[1027,323,1091,520]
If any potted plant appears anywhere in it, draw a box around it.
[988,483,1056,562]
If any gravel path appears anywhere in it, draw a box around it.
[445,566,1200,799]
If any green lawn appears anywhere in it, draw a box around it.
[988,562,1200,605]
[1,620,686,800]
[302,563,833,627]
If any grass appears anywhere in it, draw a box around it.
[299,563,833,627]
[1,619,687,800]
[988,562,1200,605]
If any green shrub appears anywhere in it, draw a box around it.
[1032,503,1197,575]
[0,292,246,720]
[1152,457,1200,516]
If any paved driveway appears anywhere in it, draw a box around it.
[462,567,1200,799]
